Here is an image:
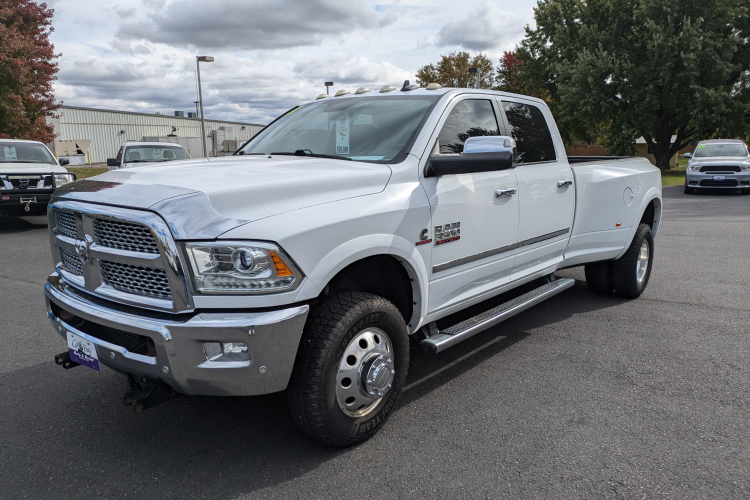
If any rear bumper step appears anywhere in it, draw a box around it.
[419,277,575,354]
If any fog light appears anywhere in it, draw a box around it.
[200,342,251,368]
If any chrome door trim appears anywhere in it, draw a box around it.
[432,228,570,273]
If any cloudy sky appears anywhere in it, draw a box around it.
[48,0,538,124]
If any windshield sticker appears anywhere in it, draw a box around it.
[3,146,17,161]
[697,145,706,148]
[335,116,350,155]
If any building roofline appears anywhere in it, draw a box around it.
[59,105,265,127]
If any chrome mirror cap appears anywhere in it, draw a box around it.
[463,136,517,154]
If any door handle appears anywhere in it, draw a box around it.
[494,188,517,198]
[557,180,573,187]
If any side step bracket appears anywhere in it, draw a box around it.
[419,277,575,354]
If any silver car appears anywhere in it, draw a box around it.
[685,139,750,194]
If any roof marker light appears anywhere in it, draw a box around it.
[316,94,328,100]
[379,85,396,93]
[426,83,443,90]
[355,87,371,94]
[335,89,350,97]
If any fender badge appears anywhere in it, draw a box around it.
[435,222,460,245]
[416,228,432,246]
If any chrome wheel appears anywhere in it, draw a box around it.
[636,239,650,284]
[336,327,394,418]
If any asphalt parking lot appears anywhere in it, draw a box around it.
[1,186,749,499]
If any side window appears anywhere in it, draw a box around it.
[502,102,556,163]
[436,99,499,154]
[115,147,124,161]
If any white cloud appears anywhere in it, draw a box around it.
[435,2,531,51]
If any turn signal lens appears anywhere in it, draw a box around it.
[270,251,293,277]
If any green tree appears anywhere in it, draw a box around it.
[416,51,495,89]
[0,0,60,142]
[517,0,750,169]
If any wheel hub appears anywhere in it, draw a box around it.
[636,239,650,284]
[335,327,394,417]
[362,354,395,398]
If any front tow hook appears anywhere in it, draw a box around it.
[54,351,80,369]
[123,374,180,412]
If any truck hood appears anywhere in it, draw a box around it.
[0,163,68,174]
[54,156,392,238]
[689,157,750,167]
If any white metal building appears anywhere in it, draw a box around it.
[48,105,265,163]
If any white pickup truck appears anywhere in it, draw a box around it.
[44,86,662,447]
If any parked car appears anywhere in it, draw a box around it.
[44,86,662,447]
[106,142,191,170]
[0,139,75,216]
[684,139,750,194]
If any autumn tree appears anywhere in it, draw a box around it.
[517,0,750,169]
[0,0,60,142]
[416,51,495,89]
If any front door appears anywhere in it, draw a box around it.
[498,98,575,280]
[420,95,520,317]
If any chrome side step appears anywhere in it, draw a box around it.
[419,277,575,354]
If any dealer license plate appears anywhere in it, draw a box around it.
[67,331,100,371]
[713,175,726,181]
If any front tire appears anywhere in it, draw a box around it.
[613,223,654,298]
[287,292,409,447]
[684,184,694,194]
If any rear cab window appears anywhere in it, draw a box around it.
[501,101,556,163]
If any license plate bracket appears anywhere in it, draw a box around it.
[67,331,101,371]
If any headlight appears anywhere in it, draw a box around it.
[54,173,76,187]
[688,165,700,171]
[740,165,750,171]
[184,241,302,294]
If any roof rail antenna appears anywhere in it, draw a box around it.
[401,80,419,91]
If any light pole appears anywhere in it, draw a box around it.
[468,67,479,89]
[325,81,333,95]
[194,101,199,118]
[196,56,214,157]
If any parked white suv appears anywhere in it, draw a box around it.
[45,86,662,446]
[684,139,750,194]
[106,142,191,170]
[0,139,75,216]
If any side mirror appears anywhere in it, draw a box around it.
[107,158,120,167]
[683,152,692,159]
[58,157,70,166]
[424,136,516,178]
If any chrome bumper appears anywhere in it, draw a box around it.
[45,273,309,396]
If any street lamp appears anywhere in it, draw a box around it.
[196,55,214,157]
[325,81,334,95]
[468,67,479,89]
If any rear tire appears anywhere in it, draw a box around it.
[584,261,614,293]
[613,223,654,298]
[287,292,409,447]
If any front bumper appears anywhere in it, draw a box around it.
[45,273,309,396]
[685,172,750,189]
[0,190,52,214]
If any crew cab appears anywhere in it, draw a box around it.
[44,86,662,446]
[106,142,191,170]
[0,139,75,216]
[684,139,750,194]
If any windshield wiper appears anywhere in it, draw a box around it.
[0,160,41,163]
[270,150,352,161]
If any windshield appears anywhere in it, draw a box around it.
[237,95,441,163]
[0,142,56,164]
[694,143,748,158]
[124,146,190,163]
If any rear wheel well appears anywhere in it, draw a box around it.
[323,255,415,328]
[640,200,656,229]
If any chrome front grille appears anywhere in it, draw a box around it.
[93,218,159,254]
[49,202,190,312]
[100,260,172,300]
[59,247,83,276]
[55,211,77,239]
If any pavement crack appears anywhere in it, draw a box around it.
[0,274,46,286]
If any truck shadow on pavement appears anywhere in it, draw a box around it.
[0,215,48,234]
[2,276,624,498]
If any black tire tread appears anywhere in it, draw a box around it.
[584,261,614,293]
[287,292,407,447]
[684,184,693,194]
[613,223,653,298]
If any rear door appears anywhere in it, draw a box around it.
[497,98,575,280]
[420,95,520,316]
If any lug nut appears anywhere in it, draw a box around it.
[110,352,116,360]
[162,366,169,374]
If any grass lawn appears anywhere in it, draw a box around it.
[69,167,108,180]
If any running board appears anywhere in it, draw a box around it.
[419,277,575,354]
